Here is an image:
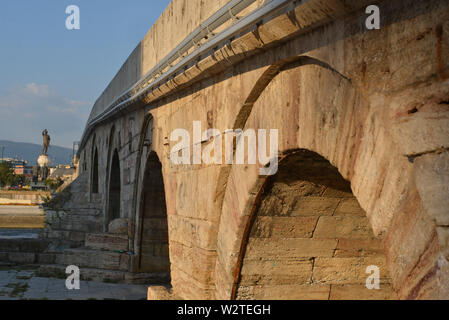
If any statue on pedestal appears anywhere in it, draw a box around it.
[37,129,51,182]
[42,129,51,155]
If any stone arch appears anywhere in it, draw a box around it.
[214,57,367,298]
[132,113,154,252]
[213,55,438,299]
[137,151,171,282]
[92,148,99,194]
[105,124,122,231]
[233,149,392,300]
[131,113,171,283]
[107,149,121,225]
[91,134,99,194]
[213,56,351,222]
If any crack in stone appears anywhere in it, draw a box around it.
[406,147,449,163]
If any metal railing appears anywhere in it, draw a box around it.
[80,0,303,151]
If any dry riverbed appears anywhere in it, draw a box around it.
[0,205,45,229]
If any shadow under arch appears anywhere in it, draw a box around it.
[90,134,99,194]
[104,124,121,232]
[107,149,121,225]
[137,151,171,283]
[131,113,171,284]
[231,149,393,300]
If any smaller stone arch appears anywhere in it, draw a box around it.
[107,149,121,225]
[91,134,99,194]
[137,151,171,283]
[104,124,122,232]
[131,113,171,283]
[92,148,99,194]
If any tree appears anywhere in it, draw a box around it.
[0,162,14,188]
[0,162,25,189]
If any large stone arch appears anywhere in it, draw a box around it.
[214,55,446,299]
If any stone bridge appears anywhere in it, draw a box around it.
[42,0,449,300]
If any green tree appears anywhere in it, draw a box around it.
[0,162,14,188]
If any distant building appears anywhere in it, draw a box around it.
[13,164,34,178]
[49,165,76,182]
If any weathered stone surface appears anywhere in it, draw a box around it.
[251,216,318,238]
[245,238,338,259]
[148,286,179,300]
[86,233,129,252]
[330,284,394,300]
[313,257,389,285]
[313,216,374,239]
[37,253,56,265]
[8,252,36,264]
[238,284,331,300]
[57,249,130,271]
[108,219,129,235]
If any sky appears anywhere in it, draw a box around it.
[0,0,171,148]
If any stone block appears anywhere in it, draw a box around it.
[9,252,36,264]
[86,233,129,251]
[313,216,374,239]
[37,253,56,265]
[244,238,338,259]
[334,198,365,216]
[237,284,331,300]
[251,216,318,238]
[148,286,179,300]
[330,284,395,300]
[334,238,384,257]
[109,218,129,235]
[313,257,389,285]
[239,258,312,285]
[291,197,340,216]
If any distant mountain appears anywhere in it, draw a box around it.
[0,140,73,166]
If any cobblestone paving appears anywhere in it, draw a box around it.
[0,266,147,300]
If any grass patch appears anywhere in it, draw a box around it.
[36,268,66,279]
[6,282,29,297]
[103,278,119,284]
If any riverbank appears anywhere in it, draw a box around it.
[0,191,50,206]
[0,206,45,229]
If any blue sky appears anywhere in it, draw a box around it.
[0,0,171,148]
